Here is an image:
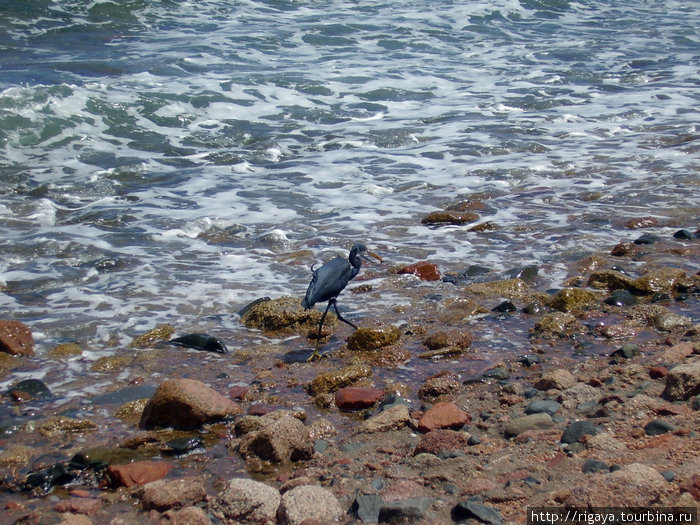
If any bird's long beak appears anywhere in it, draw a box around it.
[365,251,384,264]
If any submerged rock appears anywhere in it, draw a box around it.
[139,378,241,430]
[533,312,582,338]
[421,210,479,226]
[9,378,54,401]
[548,288,600,312]
[588,270,635,291]
[397,261,441,281]
[0,319,34,356]
[631,267,686,295]
[422,330,472,350]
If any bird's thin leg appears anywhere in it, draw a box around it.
[331,298,358,330]
[308,300,332,361]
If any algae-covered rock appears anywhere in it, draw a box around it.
[130,324,176,349]
[548,288,601,312]
[467,278,528,298]
[421,211,479,226]
[587,270,635,291]
[48,342,82,358]
[631,267,686,295]
[91,354,134,373]
[347,325,401,351]
[241,296,332,331]
[423,330,472,350]
[33,416,98,437]
[307,364,372,396]
[533,312,582,338]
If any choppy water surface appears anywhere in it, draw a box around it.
[0,0,698,373]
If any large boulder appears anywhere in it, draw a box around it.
[662,361,700,401]
[0,320,34,356]
[139,378,241,430]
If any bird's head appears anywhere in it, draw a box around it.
[350,242,384,266]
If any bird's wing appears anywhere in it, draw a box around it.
[301,256,352,308]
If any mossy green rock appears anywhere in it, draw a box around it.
[91,355,133,372]
[631,268,686,295]
[130,324,176,349]
[241,296,333,331]
[587,270,635,291]
[468,278,528,298]
[308,364,373,396]
[533,312,582,338]
[347,325,401,351]
[548,288,601,312]
[49,342,82,357]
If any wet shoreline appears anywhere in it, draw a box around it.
[0,226,699,523]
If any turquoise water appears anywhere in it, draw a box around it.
[0,0,698,356]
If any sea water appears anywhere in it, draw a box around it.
[0,0,698,370]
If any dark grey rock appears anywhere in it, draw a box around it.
[644,419,676,436]
[661,470,676,482]
[561,420,599,444]
[604,290,638,307]
[378,497,433,523]
[9,379,54,400]
[452,500,503,525]
[610,343,638,360]
[673,229,693,240]
[352,494,384,523]
[582,459,609,473]
[525,400,560,416]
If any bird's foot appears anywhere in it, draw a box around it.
[306,349,329,362]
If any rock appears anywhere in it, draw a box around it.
[277,485,344,525]
[418,371,461,400]
[357,404,410,434]
[129,324,176,349]
[421,210,479,226]
[655,312,693,332]
[347,325,401,351]
[241,296,329,331]
[603,290,639,307]
[106,461,175,488]
[307,364,373,395]
[525,400,560,416]
[561,421,599,444]
[48,342,82,357]
[649,366,668,379]
[506,265,539,283]
[0,320,34,356]
[644,419,676,436]
[631,268,686,295]
[504,413,553,438]
[53,497,102,516]
[397,261,441,281]
[0,445,36,467]
[159,506,213,525]
[8,378,54,401]
[70,447,142,469]
[335,387,384,410]
[534,369,576,390]
[587,270,635,291]
[417,401,470,432]
[135,477,206,511]
[452,500,503,525]
[548,288,600,312]
[139,378,241,430]
[378,497,434,524]
[634,233,660,244]
[533,312,581,338]
[351,494,384,523]
[660,342,696,363]
[239,415,313,463]
[36,416,97,437]
[468,278,528,297]
[209,478,281,525]
[673,229,693,240]
[610,343,639,360]
[568,463,667,507]
[582,459,609,473]
[662,361,700,400]
[680,473,700,500]
[423,330,472,350]
[413,429,469,456]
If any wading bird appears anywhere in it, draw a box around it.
[301,242,383,360]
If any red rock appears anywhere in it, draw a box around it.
[417,401,470,433]
[335,387,384,410]
[139,378,242,430]
[680,474,700,500]
[0,320,34,356]
[229,386,249,400]
[413,429,468,455]
[397,261,441,281]
[660,342,696,364]
[106,461,175,488]
[461,477,499,496]
[649,366,668,379]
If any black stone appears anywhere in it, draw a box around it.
[604,290,638,307]
[168,333,228,353]
[644,419,675,436]
[452,500,503,525]
[165,436,205,455]
[582,459,609,473]
[561,421,599,444]
[24,463,75,493]
[352,493,384,523]
[519,354,542,367]
[673,229,693,240]
[378,497,433,523]
[651,292,672,303]
[492,300,516,313]
[506,265,539,283]
[634,233,660,245]
[522,302,544,315]
[9,379,54,400]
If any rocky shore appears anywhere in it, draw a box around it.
[1,224,699,524]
